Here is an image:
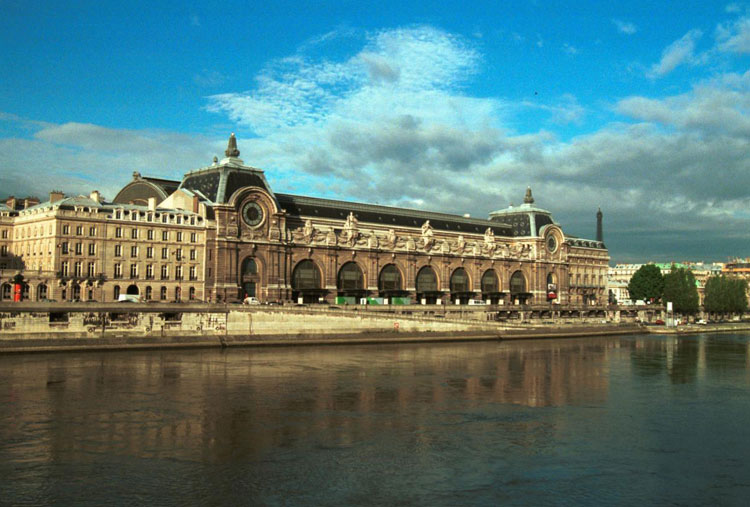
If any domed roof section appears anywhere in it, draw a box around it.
[178,134,276,205]
[113,172,180,205]
[487,187,556,237]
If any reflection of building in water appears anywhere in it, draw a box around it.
[2,342,611,463]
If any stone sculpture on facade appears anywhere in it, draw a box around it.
[386,229,397,249]
[292,219,320,243]
[421,220,434,250]
[303,219,314,242]
[326,229,337,246]
[454,235,466,254]
[483,227,496,256]
[341,212,359,247]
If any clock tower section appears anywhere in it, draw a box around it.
[195,134,287,303]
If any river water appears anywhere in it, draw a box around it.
[2,333,750,506]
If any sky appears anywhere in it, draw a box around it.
[2,1,750,264]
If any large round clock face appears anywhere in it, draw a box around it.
[242,202,264,227]
[547,236,557,253]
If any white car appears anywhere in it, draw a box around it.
[243,296,260,305]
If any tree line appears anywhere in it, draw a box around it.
[626,264,747,315]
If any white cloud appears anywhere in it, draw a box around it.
[716,16,750,53]
[617,70,750,137]
[647,29,703,78]
[521,94,586,125]
[613,19,638,35]
[0,120,218,199]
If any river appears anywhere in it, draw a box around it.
[2,333,750,506]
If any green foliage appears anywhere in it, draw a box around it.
[662,266,699,314]
[628,264,664,303]
[704,275,748,315]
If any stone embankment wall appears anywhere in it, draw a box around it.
[0,306,501,343]
[0,303,654,352]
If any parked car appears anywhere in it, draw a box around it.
[243,296,260,305]
[654,319,665,325]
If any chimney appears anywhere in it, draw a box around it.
[49,191,65,203]
[192,195,199,213]
[5,196,16,210]
[148,197,156,211]
[90,190,101,203]
[23,197,40,209]
[596,207,603,242]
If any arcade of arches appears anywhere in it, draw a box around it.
[283,259,557,305]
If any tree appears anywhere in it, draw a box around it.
[628,264,664,303]
[662,266,699,314]
[704,275,748,316]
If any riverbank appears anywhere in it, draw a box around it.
[0,302,661,353]
[0,323,645,354]
[647,322,750,334]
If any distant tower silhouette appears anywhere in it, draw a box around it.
[596,207,603,242]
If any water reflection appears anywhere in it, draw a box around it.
[628,334,750,384]
[2,334,750,506]
[1,340,613,464]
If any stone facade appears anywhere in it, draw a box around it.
[1,135,609,306]
[0,192,209,303]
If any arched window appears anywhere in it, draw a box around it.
[510,271,526,294]
[481,270,499,293]
[175,287,181,301]
[71,283,80,301]
[378,264,402,291]
[450,268,470,293]
[1,283,11,300]
[189,287,196,300]
[21,284,30,301]
[160,286,167,300]
[113,285,121,300]
[547,272,556,285]
[145,286,152,300]
[292,260,321,290]
[241,258,259,298]
[37,284,48,301]
[416,266,438,293]
[241,257,257,276]
[337,262,364,291]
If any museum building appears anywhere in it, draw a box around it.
[0,135,609,305]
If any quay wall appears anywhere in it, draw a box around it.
[0,303,654,352]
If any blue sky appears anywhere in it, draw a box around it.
[2,1,750,263]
